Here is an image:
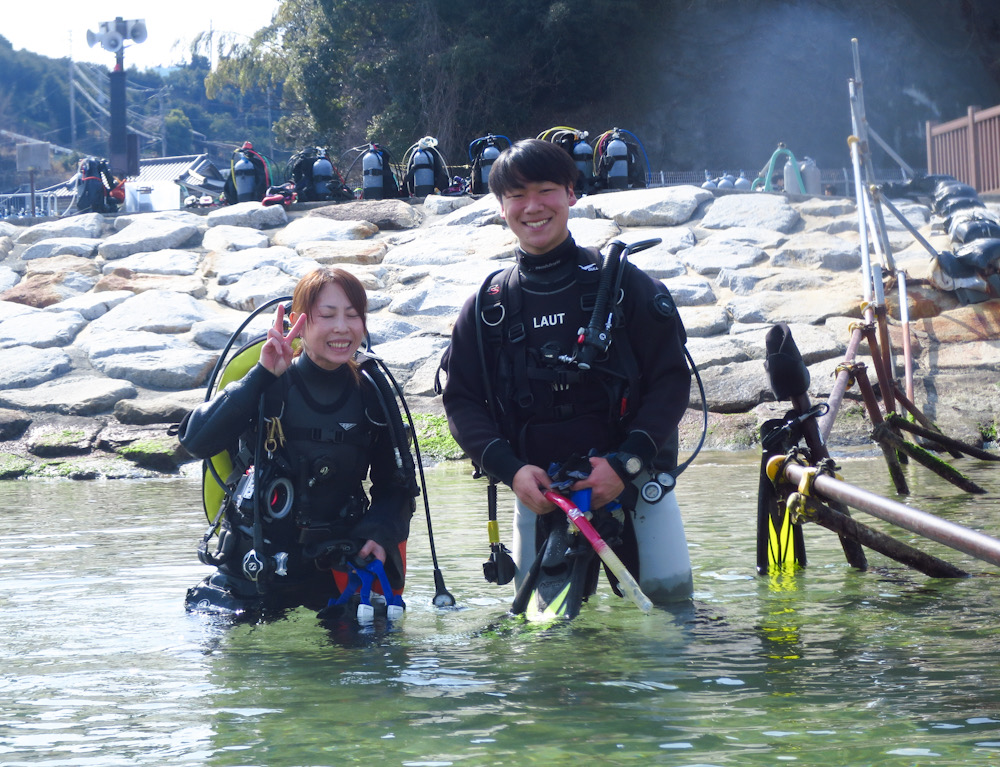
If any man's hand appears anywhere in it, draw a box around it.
[571,456,625,509]
[512,464,556,515]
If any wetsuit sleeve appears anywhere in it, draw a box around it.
[352,423,414,551]
[177,363,277,459]
[616,266,692,466]
[441,292,526,486]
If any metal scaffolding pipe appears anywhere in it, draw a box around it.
[772,458,1000,569]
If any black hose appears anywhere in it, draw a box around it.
[367,352,456,608]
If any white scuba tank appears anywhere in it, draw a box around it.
[607,136,629,190]
[480,143,500,189]
[362,146,384,200]
[233,154,256,202]
[573,137,592,184]
[412,148,435,196]
[631,479,693,603]
[312,155,334,198]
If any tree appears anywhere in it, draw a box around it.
[164,108,195,155]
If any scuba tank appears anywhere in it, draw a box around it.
[233,152,257,202]
[480,144,500,188]
[362,144,386,200]
[606,132,629,190]
[468,134,511,195]
[412,148,435,196]
[311,154,335,199]
[573,135,593,192]
[403,136,449,197]
[594,128,651,192]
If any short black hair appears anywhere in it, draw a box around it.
[488,138,578,199]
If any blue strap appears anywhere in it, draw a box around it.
[325,559,405,611]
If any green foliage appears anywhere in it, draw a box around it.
[164,109,195,155]
[202,0,661,161]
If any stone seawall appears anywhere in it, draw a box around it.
[1,187,998,479]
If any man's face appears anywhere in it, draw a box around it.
[499,180,577,255]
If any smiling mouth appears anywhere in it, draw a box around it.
[524,218,551,229]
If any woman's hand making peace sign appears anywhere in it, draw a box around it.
[258,303,306,377]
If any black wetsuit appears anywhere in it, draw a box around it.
[179,353,414,614]
[442,235,691,486]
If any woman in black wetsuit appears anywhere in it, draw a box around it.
[180,267,416,617]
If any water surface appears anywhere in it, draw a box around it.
[1,453,999,765]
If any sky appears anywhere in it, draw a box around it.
[2,0,281,70]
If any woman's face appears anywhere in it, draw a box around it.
[295,281,365,370]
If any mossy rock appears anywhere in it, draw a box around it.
[114,435,188,473]
[0,452,34,479]
[412,413,465,461]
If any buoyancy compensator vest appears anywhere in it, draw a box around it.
[286,147,353,202]
[474,246,642,466]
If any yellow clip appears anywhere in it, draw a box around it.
[487,519,500,545]
[797,467,818,497]
[833,363,856,390]
[786,492,808,524]
[264,417,285,454]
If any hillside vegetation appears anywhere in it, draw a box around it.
[2,0,999,191]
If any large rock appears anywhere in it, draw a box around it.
[700,193,801,233]
[98,218,201,260]
[0,270,98,308]
[430,195,503,227]
[93,269,208,298]
[679,241,769,276]
[0,266,18,291]
[202,225,271,252]
[91,348,218,389]
[697,359,774,413]
[382,224,516,266]
[0,376,137,416]
[771,231,861,271]
[0,309,87,348]
[205,246,312,285]
[272,217,378,248]
[295,240,388,265]
[205,201,288,229]
[112,210,205,230]
[21,237,100,260]
[0,346,73,388]
[15,213,105,245]
[587,186,714,226]
[114,390,205,425]
[214,265,300,311]
[87,290,220,334]
[100,249,201,276]
[24,415,104,457]
[308,199,423,230]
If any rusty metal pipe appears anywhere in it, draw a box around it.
[772,458,1000,569]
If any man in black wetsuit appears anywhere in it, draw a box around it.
[441,139,693,603]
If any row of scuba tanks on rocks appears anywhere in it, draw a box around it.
[700,155,822,195]
[219,126,652,206]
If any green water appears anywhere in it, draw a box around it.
[1,453,999,766]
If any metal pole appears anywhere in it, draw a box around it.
[775,459,1000,569]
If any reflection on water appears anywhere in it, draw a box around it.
[1,454,1000,765]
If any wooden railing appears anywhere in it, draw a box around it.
[926,104,1000,194]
